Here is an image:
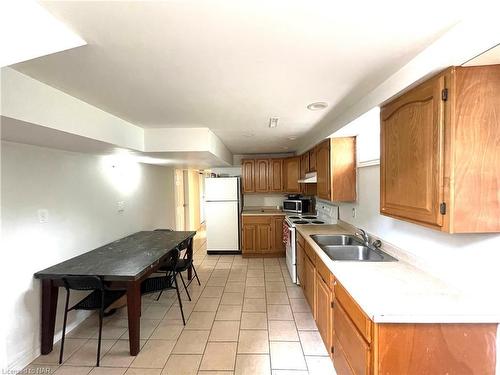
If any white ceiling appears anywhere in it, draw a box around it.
[12,0,467,153]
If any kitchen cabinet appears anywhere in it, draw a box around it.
[296,230,498,374]
[269,158,283,192]
[241,215,285,257]
[380,64,500,233]
[309,148,317,171]
[315,139,331,200]
[255,159,269,193]
[300,152,309,176]
[316,270,333,355]
[283,156,301,193]
[242,159,255,193]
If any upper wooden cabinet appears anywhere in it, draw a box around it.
[242,159,255,193]
[269,159,283,192]
[309,149,317,171]
[255,159,269,193]
[315,138,357,202]
[316,140,331,200]
[283,156,301,193]
[380,65,500,233]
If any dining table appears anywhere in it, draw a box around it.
[34,230,196,356]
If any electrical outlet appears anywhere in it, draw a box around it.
[117,201,125,213]
[352,207,357,218]
[38,209,49,223]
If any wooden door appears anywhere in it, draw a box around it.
[316,273,333,355]
[242,223,257,254]
[380,75,445,227]
[256,223,271,252]
[304,255,316,317]
[271,216,285,252]
[174,169,185,230]
[254,159,269,192]
[316,140,331,200]
[242,160,255,193]
[331,137,357,202]
[269,159,283,192]
[309,149,317,171]
[284,157,301,193]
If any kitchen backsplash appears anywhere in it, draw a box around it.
[244,193,285,208]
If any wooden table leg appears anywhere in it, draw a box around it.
[187,237,193,280]
[41,279,58,354]
[127,280,141,356]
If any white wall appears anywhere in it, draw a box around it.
[0,141,175,370]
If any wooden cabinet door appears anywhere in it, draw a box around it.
[316,140,331,200]
[300,153,309,176]
[309,149,317,171]
[316,273,333,355]
[270,216,285,252]
[331,137,357,202]
[242,160,255,193]
[269,159,283,192]
[255,159,269,193]
[284,157,301,193]
[380,75,445,227]
[304,254,316,317]
[256,223,271,252]
[242,224,257,253]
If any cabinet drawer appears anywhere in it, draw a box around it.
[335,282,372,343]
[297,232,305,248]
[242,216,272,225]
[304,241,317,263]
[334,302,370,375]
[333,336,355,375]
[315,255,334,291]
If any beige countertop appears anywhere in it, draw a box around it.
[242,206,285,216]
[296,224,500,324]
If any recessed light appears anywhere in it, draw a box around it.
[281,146,289,150]
[242,133,255,137]
[269,117,279,128]
[287,136,297,140]
[307,102,328,111]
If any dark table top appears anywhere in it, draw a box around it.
[34,231,196,281]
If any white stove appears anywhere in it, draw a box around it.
[283,204,338,284]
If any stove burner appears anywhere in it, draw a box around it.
[293,220,309,224]
[311,220,325,224]
[302,216,317,219]
[289,216,301,219]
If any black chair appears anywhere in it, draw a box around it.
[59,276,126,367]
[141,248,187,325]
[154,229,201,300]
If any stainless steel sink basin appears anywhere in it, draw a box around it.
[310,234,363,246]
[311,234,397,262]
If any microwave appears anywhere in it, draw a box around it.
[283,199,311,214]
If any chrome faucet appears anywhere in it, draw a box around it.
[355,228,370,246]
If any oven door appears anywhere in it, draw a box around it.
[284,222,297,284]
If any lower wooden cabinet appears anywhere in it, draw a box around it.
[295,231,497,375]
[241,215,285,257]
[315,272,333,355]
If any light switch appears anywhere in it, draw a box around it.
[38,209,49,223]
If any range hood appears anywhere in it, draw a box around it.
[298,172,317,184]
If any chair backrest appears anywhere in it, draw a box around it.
[61,275,104,291]
[161,248,180,274]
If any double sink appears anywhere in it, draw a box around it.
[311,234,397,262]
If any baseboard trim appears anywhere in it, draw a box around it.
[207,250,242,255]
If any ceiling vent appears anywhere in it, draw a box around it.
[269,117,279,128]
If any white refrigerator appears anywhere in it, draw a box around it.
[205,177,242,254]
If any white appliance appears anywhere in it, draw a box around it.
[205,177,242,254]
[285,204,338,284]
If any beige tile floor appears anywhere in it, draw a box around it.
[24,229,335,375]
